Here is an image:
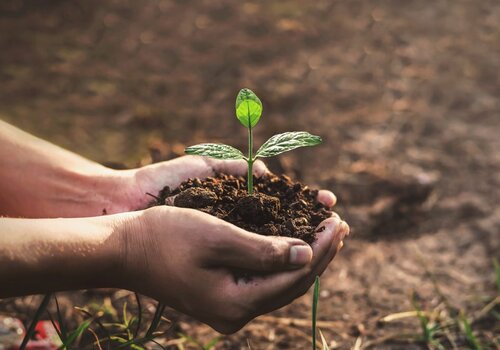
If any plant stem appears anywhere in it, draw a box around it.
[247,126,254,194]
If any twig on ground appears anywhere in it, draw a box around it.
[88,328,104,350]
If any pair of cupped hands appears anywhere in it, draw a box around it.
[111,155,349,334]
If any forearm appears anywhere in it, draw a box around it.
[0,120,137,217]
[0,214,131,297]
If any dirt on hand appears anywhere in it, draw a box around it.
[151,173,332,244]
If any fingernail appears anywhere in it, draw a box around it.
[289,245,312,265]
[339,221,350,238]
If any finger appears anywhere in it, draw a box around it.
[288,220,349,299]
[204,158,269,178]
[252,159,270,177]
[204,223,313,271]
[330,211,341,220]
[317,189,337,208]
[230,217,346,305]
[257,240,342,316]
[245,219,349,316]
[288,221,349,300]
[133,156,215,191]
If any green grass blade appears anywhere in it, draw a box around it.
[59,319,92,349]
[47,312,63,340]
[20,293,52,350]
[74,306,112,348]
[204,336,221,350]
[411,294,432,342]
[134,292,143,338]
[130,344,146,350]
[461,315,484,350]
[53,295,68,345]
[114,334,156,349]
[145,302,166,338]
[122,301,129,328]
[312,276,320,350]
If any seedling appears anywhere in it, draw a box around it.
[185,88,322,194]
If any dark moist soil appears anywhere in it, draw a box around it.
[151,173,332,244]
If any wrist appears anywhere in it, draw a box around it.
[30,213,138,293]
[111,169,152,212]
[62,168,142,217]
[90,212,142,290]
[113,206,186,295]
[89,168,142,214]
[57,215,124,290]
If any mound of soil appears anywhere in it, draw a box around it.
[151,174,332,244]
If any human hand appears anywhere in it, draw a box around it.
[116,205,349,334]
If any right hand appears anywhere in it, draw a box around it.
[116,205,349,334]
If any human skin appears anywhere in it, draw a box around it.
[0,120,349,333]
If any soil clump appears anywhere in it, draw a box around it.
[152,173,332,244]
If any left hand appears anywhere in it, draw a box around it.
[120,155,337,211]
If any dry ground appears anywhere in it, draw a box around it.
[0,0,499,349]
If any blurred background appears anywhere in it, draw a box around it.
[0,0,499,349]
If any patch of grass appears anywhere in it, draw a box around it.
[19,293,170,349]
[17,257,499,349]
[179,333,221,350]
[376,259,500,350]
[460,314,484,350]
[411,294,445,350]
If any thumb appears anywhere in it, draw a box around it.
[207,226,313,272]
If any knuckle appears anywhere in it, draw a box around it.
[261,240,287,269]
[205,221,235,250]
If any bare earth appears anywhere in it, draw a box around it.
[0,0,499,349]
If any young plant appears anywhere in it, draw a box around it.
[185,88,322,194]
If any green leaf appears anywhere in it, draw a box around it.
[235,88,262,128]
[185,143,245,160]
[256,132,322,158]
